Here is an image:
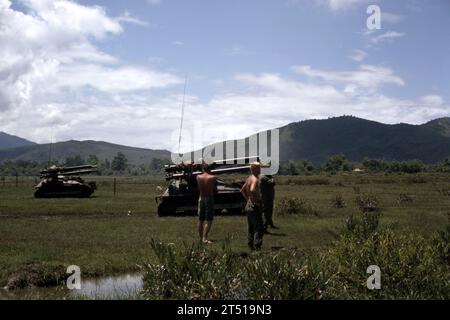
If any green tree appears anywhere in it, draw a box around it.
[87,154,99,165]
[325,154,347,172]
[64,155,85,166]
[111,152,128,171]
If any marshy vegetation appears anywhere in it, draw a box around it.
[0,172,449,299]
[143,211,449,299]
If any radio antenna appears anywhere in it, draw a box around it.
[48,133,53,167]
[178,73,188,154]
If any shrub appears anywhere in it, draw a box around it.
[355,193,379,213]
[344,211,380,239]
[142,240,240,299]
[276,197,318,216]
[142,240,319,300]
[331,194,346,208]
[321,228,449,299]
[241,251,321,299]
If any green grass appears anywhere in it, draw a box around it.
[0,173,449,295]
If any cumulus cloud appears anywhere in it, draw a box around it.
[0,0,181,142]
[419,95,444,107]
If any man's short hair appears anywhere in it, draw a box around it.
[203,163,211,172]
[250,162,261,169]
[250,162,261,173]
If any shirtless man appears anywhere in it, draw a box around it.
[196,163,217,243]
[240,162,264,250]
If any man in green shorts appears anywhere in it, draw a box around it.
[196,163,217,244]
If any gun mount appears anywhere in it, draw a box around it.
[156,157,260,216]
[34,165,98,198]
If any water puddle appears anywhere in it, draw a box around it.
[0,273,143,300]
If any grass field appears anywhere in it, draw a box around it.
[0,173,449,298]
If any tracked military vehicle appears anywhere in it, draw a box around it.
[34,165,98,198]
[156,157,259,216]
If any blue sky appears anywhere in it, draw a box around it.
[1,0,449,151]
[80,0,450,101]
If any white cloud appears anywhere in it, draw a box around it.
[172,41,184,46]
[116,11,149,27]
[54,64,181,92]
[19,0,123,39]
[0,0,181,121]
[370,31,405,44]
[349,49,367,62]
[292,64,405,93]
[0,0,182,147]
[419,95,444,107]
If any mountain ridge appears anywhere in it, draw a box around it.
[0,139,171,165]
[0,132,36,150]
[1,116,450,165]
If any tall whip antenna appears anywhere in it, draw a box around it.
[178,73,188,154]
[48,129,53,167]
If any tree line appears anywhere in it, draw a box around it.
[278,154,450,175]
[1,153,450,176]
[0,152,169,176]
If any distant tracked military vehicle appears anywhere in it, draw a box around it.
[34,165,97,198]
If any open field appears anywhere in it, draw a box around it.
[0,173,449,298]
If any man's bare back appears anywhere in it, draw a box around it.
[241,162,262,206]
[196,172,216,197]
[241,174,261,206]
[196,167,216,243]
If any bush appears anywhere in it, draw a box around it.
[276,197,318,216]
[331,194,346,208]
[241,252,321,299]
[321,228,449,299]
[142,240,319,300]
[355,193,379,213]
[344,211,380,239]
